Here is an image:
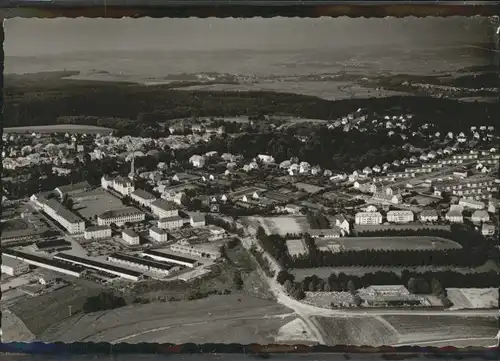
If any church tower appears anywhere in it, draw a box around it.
[128,154,136,180]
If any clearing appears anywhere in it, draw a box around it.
[315,236,461,252]
[384,315,499,346]
[72,189,124,220]
[446,288,499,309]
[39,293,296,344]
[247,216,310,236]
[4,124,113,134]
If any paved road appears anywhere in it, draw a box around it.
[238,234,499,346]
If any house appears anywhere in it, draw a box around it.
[362,167,373,175]
[445,205,464,223]
[158,216,184,230]
[471,210,490,224]
[131,189,157,208]
[149,226,168,243]
[190,213,206,228]
[481,223,496,236]
[189,155,206,168]
[331,214,350,235]
[355,212,383,225]
[419,210,439,222]
[387,210,414,224]
[382,163,391,171]
[458,198,485,210]
[257,154,275,164]
[122,229,140,245]
[372,165,382,173]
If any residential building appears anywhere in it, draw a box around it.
[387,210,414,224]
[471,210,490,224]
[149,226,169,243]
[419,210,439,222]
[331,214,350,235]
[481,223,496,236]
[458,198,486,210]
[97,207,145,226]
[158,216,184,230]
[1,256,30,276]
[189,155,206,168]
[84,225,112,240]
[131,189,157,208]
[151,199,179,219]
[257,154,275,164]
[445,205,464,223]
[190,213,206,227]
[355,212,383,225]
[101,175,135,196]
[372,192,402,205]
[122,229,140,245]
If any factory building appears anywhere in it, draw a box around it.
[141,249,198,268]
[3,249,84,278]
[170,243,222,261]
[84,225,112,240]
[54,253,143,281]
[107,253,179,276]
[1,255,30,276]
[97,207,145,226]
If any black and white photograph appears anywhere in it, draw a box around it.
[2,17,499,346]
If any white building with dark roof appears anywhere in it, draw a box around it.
[355,212,383,225]
[37,198,85,234]
[387,210,414,224]
[149,226,168,243]
[97,207,145,226]
[122,229,140,245]
[151,199,179,219]
[131,189,157,208]
[158,216,184,230]
[84,225,112,240]
[190,213,206,228]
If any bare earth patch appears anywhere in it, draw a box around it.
[39,293,295,344]
[276,318,319,344]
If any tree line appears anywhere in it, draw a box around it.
[306,211,331,229]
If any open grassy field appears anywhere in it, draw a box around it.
[315,236,462,252]
[9,279,102,337]
[446,288,499,309]
[39,293,296,344]
[315,315,499,347]
[248,216,310,236]
[4,124,113,134]
[72,189,124,220]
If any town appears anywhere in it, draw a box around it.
[2,106,499,345]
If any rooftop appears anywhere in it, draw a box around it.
[56,181,91,194]
[122,229,139,238]
[159,215,184,223]
[150,226,167,235]
[85,225,112,232]
[131,189,156,200]
[151,199,178,211]
[98,207,143,219]
[45,199,84,224]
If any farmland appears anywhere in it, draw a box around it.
[315,315,499,346]
[39,293,296,344]
[4,124,113,134]
[315,236,461,252]
[446,288,499,309]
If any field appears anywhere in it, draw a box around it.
[39,294,296,344]
[315,315,499,347]
[72,189,124,220]
[315,236,462,252]
[1,309,35,343]
[294,182,325,194]
[286,239,308,257]
[4,124,113,134]
[446,288,499,309]
[248,216,310,236]
[384,315,499,346]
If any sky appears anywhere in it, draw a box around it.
[4,17,495,56]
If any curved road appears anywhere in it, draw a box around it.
[238,235,499,346]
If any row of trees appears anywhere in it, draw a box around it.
[277,269,498,298]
